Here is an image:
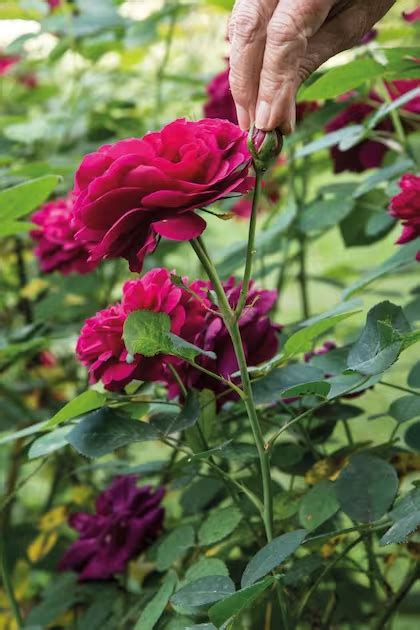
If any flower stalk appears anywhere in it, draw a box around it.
[191,236,274,542]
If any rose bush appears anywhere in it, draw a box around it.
[1,3,420,630]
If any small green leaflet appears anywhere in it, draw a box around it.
[134,572,177,630]
[45,390,106,429]
[241,530,306,588]
[123,310,216,361]
[208,577,274,627]
[170,575,235,607]
[0,175,60,221]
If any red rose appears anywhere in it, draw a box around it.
[387,79,420,114]
[402,7,420,22]
[204,67,238,124]
[167,277,281,404]
[76,268,209,391]
[325,94,392,173]
[31,195,97,275]
[0,53,20,76]
[296,101,319,123]
[73,118,252,272]
[389,173,420,261]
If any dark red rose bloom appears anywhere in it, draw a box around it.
[59,476,164,581]
[47,0,61,9]
[73,118,252,272]
[31,195,97,275]
[402,7,420,22]
[325,94,392,173]
[204,67,238,124]
[231,197,253,219]
[389,173,420,261]
[37,350,58,367]
[387,79,420,114]
[360,29,378,44]
[296,101,319,123]
[0,53,20,75]
[18,72,38,89]
[167,278,281,403]
[76,268,209,391]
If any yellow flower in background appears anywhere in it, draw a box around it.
[0,612,18,630]
[39,506,67,532]
[20,278,48,300]
[28,532,58,564]
[27,506,67,564]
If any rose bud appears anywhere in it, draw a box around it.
[248,126,283,172]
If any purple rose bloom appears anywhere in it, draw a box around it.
[204,67,238,124]
[168,277,281,405]
[59,476,165,581]
[360,29,378,44]
[325,94,392,173]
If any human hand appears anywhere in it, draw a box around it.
[228,0,395,133]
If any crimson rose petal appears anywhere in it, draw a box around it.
[73,118,252,272]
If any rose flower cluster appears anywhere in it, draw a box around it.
[390,173,420,261]
[77,267,280,402]
[60,476,164,581]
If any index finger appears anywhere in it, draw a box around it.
[229,0,278,129]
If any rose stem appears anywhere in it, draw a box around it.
[191,236,273,537]
[234,169,263,321]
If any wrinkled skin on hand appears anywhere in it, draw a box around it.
[228,0,395,132]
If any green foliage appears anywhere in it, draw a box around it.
[170,576,235,607]
[156,526,196,572]
[198,506,242,546]
[208,577,274,627]
[299,480,340,531]
[1,3,419,629]
[336,454,399,522]
[124,310,216,361]
[241,530,306,588]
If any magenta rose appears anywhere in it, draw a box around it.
[204,67,238,124]
[387,79,420,115]
[360,29,378,44]
[76,267,209,391]
[296,100,319,123]
[31,195,97,275]
[389,173,420,261]
[73,118,252,272]
[167,277,281,404]
[59,476,164,581]
[402,7,420,22]
[0,53,20,75]
[325,94,392,173]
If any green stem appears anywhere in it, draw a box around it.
[0,536,23,628]
[295,535,364,622]
[380,380,420,396]
[191,237,274,541]
[379,79,417,165]
[342,418,354,446]
[372,564,420,630]
[234,171,263,321]
[304,520,391,546]
[297,237,310,320]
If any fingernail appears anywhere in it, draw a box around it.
[255,100,271,130]
[235,105,250,130]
